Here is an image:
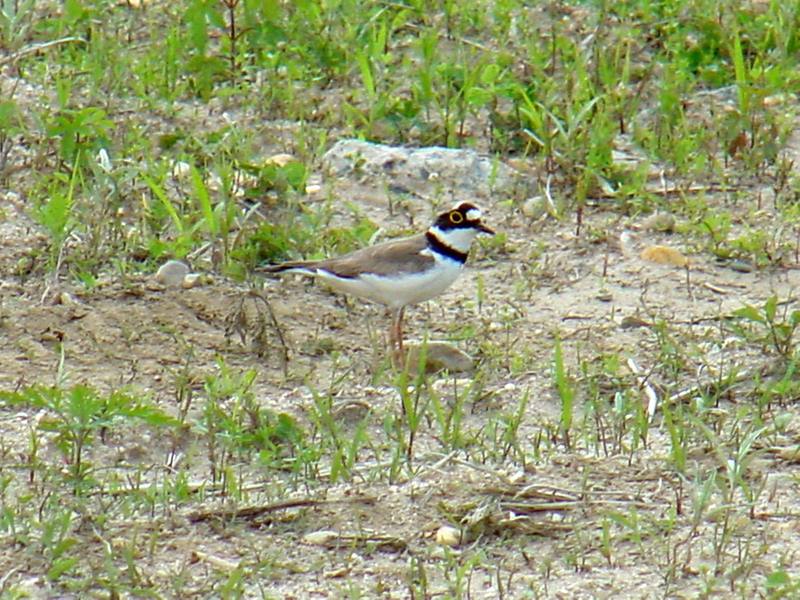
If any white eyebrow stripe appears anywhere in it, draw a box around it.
[466,208,482,220]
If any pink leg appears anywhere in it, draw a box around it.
[389,307,405,368]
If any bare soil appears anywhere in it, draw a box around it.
[3,90,800,599]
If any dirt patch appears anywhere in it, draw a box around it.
[4,161,800,596]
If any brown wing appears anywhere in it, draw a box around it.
[315,234,432,278]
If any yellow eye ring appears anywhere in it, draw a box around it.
[449,211,463,224]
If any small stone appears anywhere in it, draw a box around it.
[181,273,203,289]
[171,161,192,179]
[521,196,548,219]
[642,213,676,233]
[640,245,688,267]
[58,292,78,306]
[727,260,754,273]
[322,139,527,199]
[303,530,339,546]
[435,525,463,547]
[596,290,613,302]
[265,153,295,167]
[206,173,223,192]
[405,342,474,374]
[764,94,787,107]
[156,260,190,287]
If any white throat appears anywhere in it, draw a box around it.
[428,224,479,254]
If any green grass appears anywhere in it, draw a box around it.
[3,0,796,278]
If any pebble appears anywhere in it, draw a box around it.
[303,530,339,546]
[521,196,549,219]
[171,161,192,180]
[641,212,676,233]
[265,153,296,167]
[156,260,190,287]
[181,273,203,289]
[435,525,463,547]
[405,341,474,374]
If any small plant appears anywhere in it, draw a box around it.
[198,359,305,484]
[32,165,78,274]
[45,105,113,169]
[0,0,34,50]
[731,295,800,359]
[765,570,800,598]
[553,336,574,448]
[0,383,176,486]
[0,95,22,178]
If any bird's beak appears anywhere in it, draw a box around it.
[476,222,495,235]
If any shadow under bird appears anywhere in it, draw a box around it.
[258,201,495,366]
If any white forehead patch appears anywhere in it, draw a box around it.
[466,207,482,221]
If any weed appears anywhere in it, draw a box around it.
[3,1,800,596]
[0,0,33,49]
[32,165,78,274]
[731,296,800,359]
[198,358,305,485]
[553,336,574,448]
[0,93,22,179]
[0,383,175,487]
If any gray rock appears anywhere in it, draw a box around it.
[322,139,525,199]
[405,341,474,374]
[155,260,190,287]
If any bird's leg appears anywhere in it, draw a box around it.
[389,306,406,368]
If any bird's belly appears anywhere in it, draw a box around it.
[366,261,463,308]
[320,261,464,309]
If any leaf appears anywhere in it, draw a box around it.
[143,174,184,234]
[356,51,375,99]
[731,305,764,324]
[0,100,20,133]
[480,63,501,86]
[35,192,73,241]
[764,295,777,322]
[47,556,79,581]
[282,161,307,190]
[191,164,218,236]
[465,86,493,107]
[766,570,791,589]
[554,337,573,437]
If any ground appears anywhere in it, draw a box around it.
[2,2,800,599]
[4,162,800,597]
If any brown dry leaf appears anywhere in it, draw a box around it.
[640,245,689,267]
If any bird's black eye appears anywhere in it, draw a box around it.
[449,211,463,224]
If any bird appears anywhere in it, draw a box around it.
[258,201,495,366]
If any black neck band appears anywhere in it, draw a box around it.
[426,231,468,263]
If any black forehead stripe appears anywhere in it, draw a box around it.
[426,231,468,263]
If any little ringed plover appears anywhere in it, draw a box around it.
[259,201,494,365]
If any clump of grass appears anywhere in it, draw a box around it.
[0,383,175,487]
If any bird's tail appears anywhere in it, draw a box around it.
[257,260,318,275]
